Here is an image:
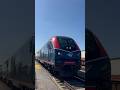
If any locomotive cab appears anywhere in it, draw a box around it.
[51,36,81,77]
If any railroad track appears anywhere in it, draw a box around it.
[64,80,75,90]
[74,76,85,82]
[51,76,76,90]
[37,60,84,90]
[63,76,85,90]
[52,75,85,90]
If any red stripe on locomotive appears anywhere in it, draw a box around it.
[64,61,76,65]
[51,36,60,48]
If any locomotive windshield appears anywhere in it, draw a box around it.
[57,37,79,51]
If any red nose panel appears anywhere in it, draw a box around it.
[51,37,60,48]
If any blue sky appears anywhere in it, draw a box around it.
[35,0,85,52]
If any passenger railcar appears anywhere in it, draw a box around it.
[37,36,81,77]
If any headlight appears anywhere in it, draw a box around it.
[57,52,62,55]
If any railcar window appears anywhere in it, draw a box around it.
[57,37,78,51]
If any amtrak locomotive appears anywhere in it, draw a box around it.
[37,36,81,77]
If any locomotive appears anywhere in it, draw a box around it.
[37,36,81,77]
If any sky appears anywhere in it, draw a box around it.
[35,0,85,52]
